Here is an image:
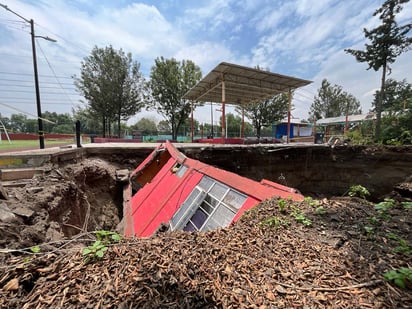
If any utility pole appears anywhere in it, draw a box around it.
[0,3,56,149]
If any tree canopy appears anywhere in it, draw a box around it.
[372,78,412,114]
[345,0,412,140]
[74,45,145,137]
[148,57,202,140]
[130,117,158,135]
[309,79,362,120]
[236,93,289,138]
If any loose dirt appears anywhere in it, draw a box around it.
[0,157,411,308]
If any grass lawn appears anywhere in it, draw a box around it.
[0,139,76,151]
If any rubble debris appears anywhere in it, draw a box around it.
[0,194,411,308]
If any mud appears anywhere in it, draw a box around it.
[0,159,124,250]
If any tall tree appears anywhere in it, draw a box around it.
[309,79,362,120]
[74,45,145,137]
[148,57,202,140]
[372,78,412,114]
[345,0,412,141]
[236,93,289,138]
[130,117,158,135]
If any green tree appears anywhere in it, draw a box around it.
[345,0,412,141]
[72,106,101,135]
[372,78,412,114]
[75,45,145,137]
[130,117,158,135]
[236,93,289,138]
[309,79,362,120]
[157,120,171,134]
[217,113,243,137]
[10,114,27,132]
[148,57,202,140]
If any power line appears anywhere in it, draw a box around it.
[0,71,74,79]
[0,79,77,91]
[36,39,77,107]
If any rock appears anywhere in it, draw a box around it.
[116,169,129,182]
[26,187,43,194]
[0,183,8,200]
[12,206,35,220]
[0,202,17,223]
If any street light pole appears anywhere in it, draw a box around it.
[30,19,44,149]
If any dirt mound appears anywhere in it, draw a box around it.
[0,159,123,251]
[1,192,411,308]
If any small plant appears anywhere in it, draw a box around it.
[374,198,395,219]
[260,216,290,229]
[314,206,326,215]
[367,216,380,225]
[363,225,374,236]
[386,232,400,241]
[304,196,320,208]
[395,239,412,255]
[383,267,412,289]
[290,207,312,226]
[30,245,40,253]
[347,185,370,199]
[82,240,108,261]
[82,230,122,263]
[402,202,412,210]
[278,199,288,213]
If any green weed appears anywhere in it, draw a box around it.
[347,185,370,199]
[395,239,412,255]
[260,216,290,229]
[402,202,412,210]
[383,268,412,289]
[82,230,122,263]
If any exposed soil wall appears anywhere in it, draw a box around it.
[183,145,412,200]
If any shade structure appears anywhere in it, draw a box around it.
[183,62,312,143]
[183,62,312,105]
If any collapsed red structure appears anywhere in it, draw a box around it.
[123,141,303,237]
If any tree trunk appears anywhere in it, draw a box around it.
[117,116,121,138]
[375,61,387,141]
[102,116,106,138]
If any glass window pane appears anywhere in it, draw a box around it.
[198,176,214,191]
[209,182,228,199]
[190,208,208,229]
[209,205,236,227]
[204,194,219,207]
[183,221,196,232]
[200,201,213,215]
[223,190,247,210]
[170,188,202,230]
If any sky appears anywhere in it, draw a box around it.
[0,0,411,126]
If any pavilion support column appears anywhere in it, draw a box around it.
[191,100,194,142]
[241,107,245,138]
[221,75,226,144]
[287,88,292,144]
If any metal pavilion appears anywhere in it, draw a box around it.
[183,62,312,143]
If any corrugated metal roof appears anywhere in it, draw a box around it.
[183,62,312,105]
[316,113,375,125]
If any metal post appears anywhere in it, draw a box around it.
[30,19,44,149]
[76,120,81,148]
[190,101,194,142]
[221,75,226,143]
[286,88,292,144]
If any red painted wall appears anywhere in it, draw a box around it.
[131,157,203,237]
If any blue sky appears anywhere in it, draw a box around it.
[0,0,411,125]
